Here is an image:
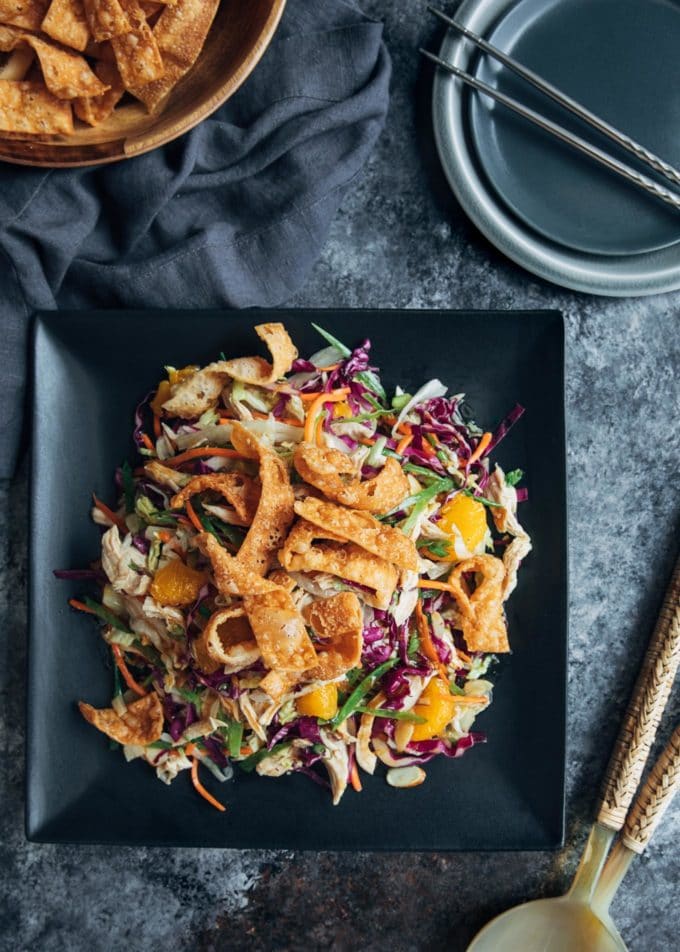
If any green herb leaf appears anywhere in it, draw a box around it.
[311,323,351,357]
[417,539,452,559]
[121,460,135,514]
[505,468,524,487]
[331,657,398,727]
[353,706,427,724]
[227,720,244,759]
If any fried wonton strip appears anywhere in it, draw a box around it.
[82,0,130,41]
[243,588,317,673]
[171,472,260,526]
[193,606,260,674]
[0,0,48,29]
[0,79,73,133]
[197,532,279,597]
[280,520,398,610]
[127,0,219,111]
[79,692,163,745]
[110,0,163,89]
[447,554,509,653]
[143,460,190,492]
[294,444,410,514]
[0,25,108,98]
[215,323,298,387]
[303,592,363,681]
[74,59,124,124]
[0,46,32,79]
[227,423,295,576]
[41,0,89,51]
[294,496,418,572]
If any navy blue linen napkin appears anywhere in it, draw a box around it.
[0,0,390,477]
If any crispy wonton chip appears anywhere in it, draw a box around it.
[0,25,108,98]
[79,692,163,745]
[294,496,418,571]
[0,79,73,133]
[161,365,226,419]
[280,520,398,610]
[447,554,509,653]
[0,0,48,29]
[193,606,260,674]
[303,592,363,680]
[110,0,163,89]
[294,444,410,514]
[82,0,130,40]
[171,472,260,526]
[74,59,124,124]
[243,588,317,673]
[228,423,295,576]
[197,532,279,597]
[215,323,298,387]
[41,0,89,51]
[126,0,219,111]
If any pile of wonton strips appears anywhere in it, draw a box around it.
[0,0,219,134]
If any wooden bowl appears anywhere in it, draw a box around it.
[0,0,287,168]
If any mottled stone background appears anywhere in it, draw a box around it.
[1,2,679,950]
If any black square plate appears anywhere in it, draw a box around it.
[28,309,566,849]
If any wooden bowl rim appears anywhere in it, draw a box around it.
[0,0,287,169]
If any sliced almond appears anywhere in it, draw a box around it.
[386,766,426,789]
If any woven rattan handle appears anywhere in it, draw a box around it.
[597,555,680,831]
[621,725,680,854]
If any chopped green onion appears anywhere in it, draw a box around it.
[356,370,386,403]
[113,662,123,698]
[407,631,420,658]
[366,435,387,467]
[505,468,524,487]
[391,392,412,412]
[353,706,427,724]
[176,687,204,707]
[82,597,131,632]
[106,629,137,648]
[311,322,351,357]
[135,496,177,526]
[239,741,291,773]
[227,720,244,759]
[121,461,135,514]
[331,657,398,727]
[449,682,466,696]
[462,489,502,509]
[147,739,174,750]
[417,539,452,559]
[404,461,443,480]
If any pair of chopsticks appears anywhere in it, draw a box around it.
[421,5,680,213]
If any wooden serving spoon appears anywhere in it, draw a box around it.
[467,555,680,952]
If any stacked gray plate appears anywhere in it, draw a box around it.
[433,0,680,296]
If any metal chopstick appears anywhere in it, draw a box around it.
[420,49,680,213]
[427,5,680,191]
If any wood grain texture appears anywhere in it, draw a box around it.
[622,724,680,854]
[597,554,680,831]
[0,0,286,166]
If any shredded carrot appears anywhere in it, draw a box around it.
[164,447,244,468]
[240,746,253,756]
[111,644,147,697]
[298,390,328,401]
[314,410,327,448]
[317,363,340,373]
[452,695,489,705]
[190,757,226,812]
[416,579,457,594]
[358,435,376,447]
[249,410,303,427]
[185,498,203,533]
[153,414,162,438]
[456,649,472,664]
[468,431,492,466]
[158,530,172,544]
[303,388,351,444]
[421,440,436,459]
[350,759,363,792]
[384,414,398,427]
[69,598,97,615]
[140,432,155,452]
[396,432,414,455]
[184,742,197,756]
[92,494,127,533]
[414,601,449,683]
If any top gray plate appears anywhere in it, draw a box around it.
[433,0,680,295]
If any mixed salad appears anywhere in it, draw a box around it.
[62,322,531,809]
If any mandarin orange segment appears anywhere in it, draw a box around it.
[410,677,457,741]
[150,559,207,607]
[296,683,338,720]
[436,493,487,558]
